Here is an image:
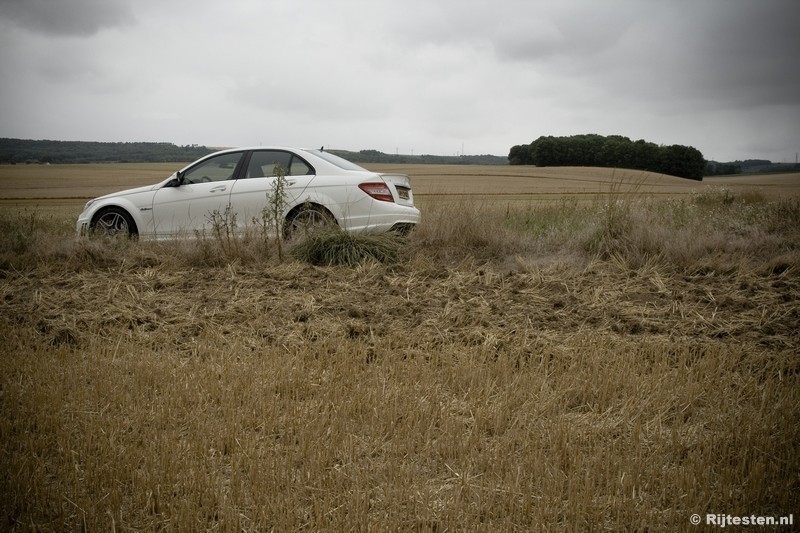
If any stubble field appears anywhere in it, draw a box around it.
[1,163,798,531]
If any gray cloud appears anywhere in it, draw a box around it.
[698,0,800,108]
[0,0,797,162]
[0,0,133,36]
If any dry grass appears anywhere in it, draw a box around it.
[1,166,799,530]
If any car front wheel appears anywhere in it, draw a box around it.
[91,207,138,238]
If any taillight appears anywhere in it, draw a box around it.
[358,182,395,202]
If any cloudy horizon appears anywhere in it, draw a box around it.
[1,0,798,163]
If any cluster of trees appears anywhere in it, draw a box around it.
[509,134,706,180]
[332,149,507,166]
[0,139,214,164]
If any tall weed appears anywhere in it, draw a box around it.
[409,198,525,263]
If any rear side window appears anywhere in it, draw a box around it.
[245,151,313,178]
[307,149,366,171]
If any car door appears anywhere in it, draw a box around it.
[150,151,245,237]
[228,149,316,232]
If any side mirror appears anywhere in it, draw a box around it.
[165,171,184,187]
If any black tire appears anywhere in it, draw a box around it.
[283,204,336,240]
[91,207,138,238]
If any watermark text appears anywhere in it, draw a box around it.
[690,513,794,528]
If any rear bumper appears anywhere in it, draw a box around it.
[389,222,416,235]
[341,203,420,234]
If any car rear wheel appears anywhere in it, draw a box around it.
[91,207,138,238]
[283,204,335,240]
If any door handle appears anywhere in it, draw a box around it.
[210,185,227,192]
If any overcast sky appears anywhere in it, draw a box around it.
[1,0,798,162]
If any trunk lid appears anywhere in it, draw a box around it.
[379,173,415,206]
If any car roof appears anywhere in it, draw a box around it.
[194,146,368,173]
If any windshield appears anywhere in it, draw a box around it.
[307,149,367,171]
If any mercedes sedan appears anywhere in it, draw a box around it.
[76,147,420,239]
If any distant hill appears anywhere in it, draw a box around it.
[0,139,507,166]
[329,149,508,166]
[705,159,799,176]
[0,138,214,164]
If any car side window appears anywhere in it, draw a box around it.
[246,151,314,178]
[289,158,312,176]
[182,152,243,184]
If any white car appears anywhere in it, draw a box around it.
[76,147,420,239]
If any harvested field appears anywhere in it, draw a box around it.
[1,164,799,530]
[1,163,797,205]
[0,163,178,201]
[371,164,800,202]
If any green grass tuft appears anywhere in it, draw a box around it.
[290,228,403,266]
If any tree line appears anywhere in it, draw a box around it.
[509,134,706,180]
[705,159,798,176]
[0,139,509,166]
[3,137,789,177]
[332,149,507,165]
[0,138,214,164]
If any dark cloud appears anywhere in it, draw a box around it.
[698,0,800,107]
[0,0,133,36]
[486,0,800,115]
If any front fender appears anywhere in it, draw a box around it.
[79,194,154,236]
